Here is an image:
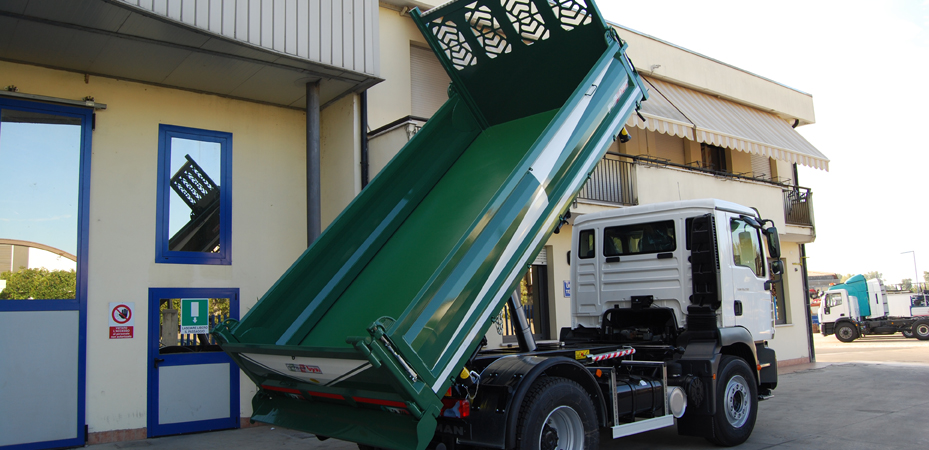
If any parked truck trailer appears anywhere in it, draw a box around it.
[213,1,781,448]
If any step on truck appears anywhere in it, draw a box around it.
[212,1,780,448]
[820,275,929,341]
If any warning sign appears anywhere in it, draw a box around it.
[109,302,134,339]
[180,298,210,334]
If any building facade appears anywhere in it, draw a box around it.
[0,1,826,448]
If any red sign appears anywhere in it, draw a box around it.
[110,326,134,339]
[108,302,135,339]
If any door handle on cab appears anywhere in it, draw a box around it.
[734,300,743,316]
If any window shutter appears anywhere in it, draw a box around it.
[750,154,772,180]
[411,45,451,118]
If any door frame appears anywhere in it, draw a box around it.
[146,287,240,437]
[0,97,92,450]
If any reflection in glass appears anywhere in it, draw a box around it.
[167,138,221,252]
[0,109,81,300]
[158,297,230,353]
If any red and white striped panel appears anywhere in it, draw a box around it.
[586,348,636,362]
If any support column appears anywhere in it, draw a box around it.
[307,81,321,246]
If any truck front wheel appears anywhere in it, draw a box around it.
[707,356,758,447]
[516,377,599,450]
[835,323,858,342]
[913,320,929,340]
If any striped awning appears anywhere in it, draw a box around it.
[626,77,829,171]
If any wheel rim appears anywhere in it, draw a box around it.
[917,324,929,336]
[724,375,750,429]
[838,326,853,340]
[539,406,584,450]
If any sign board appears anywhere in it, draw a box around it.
[563,281,571,298]
[109,302,134,339]
[180,298,210,334]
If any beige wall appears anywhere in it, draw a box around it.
[321,94,362,228]
[367,6,431,130]
[616,26,816,125]
[0,59,364,434]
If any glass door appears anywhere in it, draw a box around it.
[147,288,239,437]
[0,98,92,450]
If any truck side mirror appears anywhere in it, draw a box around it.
[770,260,783,275]
[764,227,781,259]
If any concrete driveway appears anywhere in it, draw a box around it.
[82,335,929,450]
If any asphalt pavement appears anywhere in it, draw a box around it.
[81,333,929,450]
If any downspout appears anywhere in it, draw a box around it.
[360,91,370,189]
[794,162,815,362]
[307,81,321,246]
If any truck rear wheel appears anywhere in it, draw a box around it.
[834,323,858,342]
[913,320,929,340]
[707,356,757,447]
[516,377,598,450]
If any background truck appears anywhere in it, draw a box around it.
[820,275,929,341]
[212,1,781,448]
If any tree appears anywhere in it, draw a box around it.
[901,278,913,291]
[863,271,884,283]
[923,271,929,284]
[0,268,76,300]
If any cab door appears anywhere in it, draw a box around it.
[725,214,773,341]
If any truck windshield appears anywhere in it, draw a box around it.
[603,220,675,256]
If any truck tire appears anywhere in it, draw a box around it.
[834,323,858,342]
[913,320,929,340]
[706,356,757,447]
[515,377,599,450]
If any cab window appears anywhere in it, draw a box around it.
[578,229,595,259]
[730,218,764,277]
[825,293,843,307]
[603,220,675,256]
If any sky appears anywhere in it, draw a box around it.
[598,0,929,285]
[0,120,81,255]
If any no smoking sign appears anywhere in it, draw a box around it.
[108,302,135,339]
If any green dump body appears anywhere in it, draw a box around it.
[213,1,646,448]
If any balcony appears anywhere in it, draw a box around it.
[576,158,637,206]
[783,187,814,227]
[574,154,816,243]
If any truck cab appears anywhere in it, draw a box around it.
[571,199,778,343]
[819,289,860,334]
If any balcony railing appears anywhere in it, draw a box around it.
[577,158,637,206]
[784,187,814,226]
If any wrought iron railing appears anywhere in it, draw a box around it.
[577,158,637,206]
[784,187,814,226]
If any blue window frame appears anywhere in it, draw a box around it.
[156,125,232,265]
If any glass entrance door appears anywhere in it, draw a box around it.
[0,98,92,450]
[147,288,239,437]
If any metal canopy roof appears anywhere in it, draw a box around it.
[627,76,829,171]
[0,0,382,109]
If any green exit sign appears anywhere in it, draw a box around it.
[180,298,210,334]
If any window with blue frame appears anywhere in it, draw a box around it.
[156,125,231,265]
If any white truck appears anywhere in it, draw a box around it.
[547,198,782,446]
[820,275,929,341]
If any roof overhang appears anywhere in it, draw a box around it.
[0,0,382,109]
[627,76,829,171]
